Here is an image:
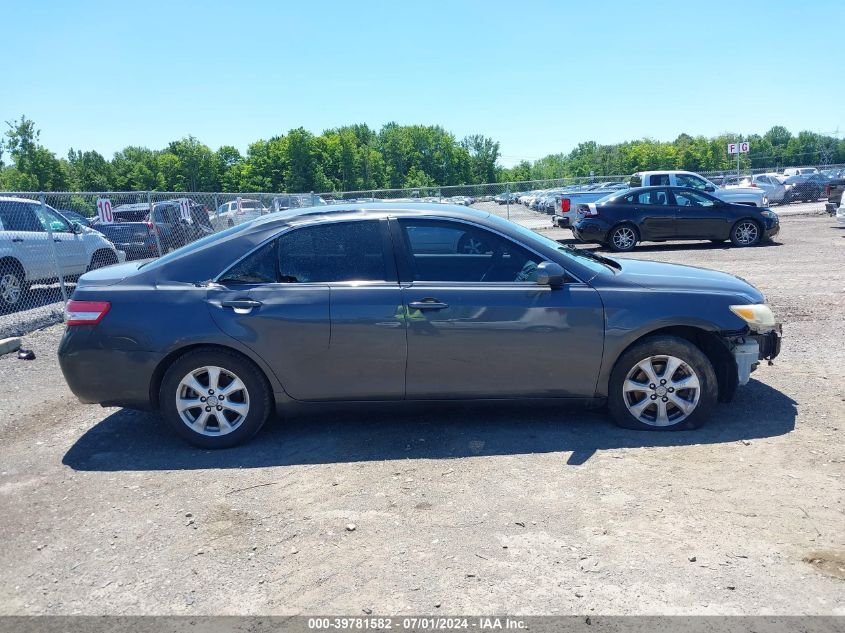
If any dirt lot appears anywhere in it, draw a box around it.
[0,215,843,616]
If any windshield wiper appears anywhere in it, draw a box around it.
[561,244,621,270]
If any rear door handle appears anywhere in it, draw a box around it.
[54,238,62,243]
[11,238,24,243]
[221,299,262,313]
[408,299,449,310]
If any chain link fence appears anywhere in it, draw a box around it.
[1,163,840,337]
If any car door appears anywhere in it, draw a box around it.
[629,189,676,240]
[392,217,604,399]
[671,189,729,239]
[209,219,406,402]
[32,203,88,275]
[0,201,54,281]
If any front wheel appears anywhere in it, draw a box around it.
[160,348,272,448]
[730,220,761,247]
[608,336,718,431]
[608,224,638,252]
[0,263,28,313]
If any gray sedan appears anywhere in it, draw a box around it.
[58,204,781,448]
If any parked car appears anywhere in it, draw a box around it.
[271,194,327,211]
[58,203,781,448]
[632,171,767,206]
[493,192,519,205]
[738,174,787,205]
[213,199,269,229]
[92,222,159,261]
[781,167,819,179]
[825,177,845,215]
[572,186,779,252]
[781,174,827,203]
[99,200,215,253]
[0,196,125,311]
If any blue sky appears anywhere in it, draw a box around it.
[4,0,843,166]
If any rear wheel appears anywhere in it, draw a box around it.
[0,262,28,312]
[160,348,272,448]
[608,224,638,252]
[608,336,718,431]
[730,220,761,247]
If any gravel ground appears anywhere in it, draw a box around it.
[0,215,843,616]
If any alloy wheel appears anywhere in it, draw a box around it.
[176,365,250,436]
[622,355,701,427]
[461,237,485,254]
[612,227,636,250]
[0,272,22,306]
[734,221,759,245]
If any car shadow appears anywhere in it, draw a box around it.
[63,379,796,471]
[552,238,782,253]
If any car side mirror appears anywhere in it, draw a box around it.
[535,261,565,288]
[704,184,716,192]
[71,222,82,234]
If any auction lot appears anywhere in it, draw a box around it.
[0,215,842,615]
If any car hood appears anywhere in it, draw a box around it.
[76,260,151,288]
[610,258,764,303]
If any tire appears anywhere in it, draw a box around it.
[608,224,639,252]
[730,219,762,247]
[0,261,28,313]
[88,249,119,271]
[608,335,718,431]
[160,348,272,449]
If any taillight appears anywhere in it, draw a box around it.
[561,198,571,213]
[145,221,161,235]
[65,300,111,326]
[825,184,831,196]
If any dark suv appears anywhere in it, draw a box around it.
[94,200,214,257]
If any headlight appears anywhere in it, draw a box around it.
[760,210,777,219]
[730,304,776,332]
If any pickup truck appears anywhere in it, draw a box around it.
[552,188,621,227]
[632,171,767,207]
[825,179,845,215]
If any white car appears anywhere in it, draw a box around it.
[836,196,845,226]
[739,173,787,204]
[213,199,268,229]
[0,196,125,311]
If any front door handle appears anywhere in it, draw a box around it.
[221,299,262,313]
[11,238,24,243]
[54,238,62,243]
[408,298,449,311]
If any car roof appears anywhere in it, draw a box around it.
[250,202,491,229]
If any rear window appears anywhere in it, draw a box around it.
[96,224,150,240]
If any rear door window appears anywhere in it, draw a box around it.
[278,221,391,283]
[0,202,45,232]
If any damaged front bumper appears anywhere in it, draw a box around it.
[727,326,782,386]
